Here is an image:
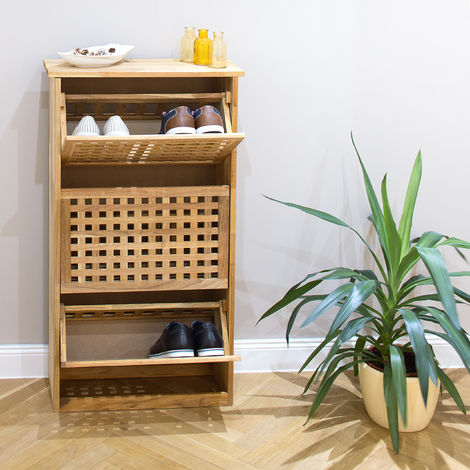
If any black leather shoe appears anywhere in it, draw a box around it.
[191,321,224,356]
[149,322,195,358]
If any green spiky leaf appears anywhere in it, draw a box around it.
[398,151,422,259]
[301,284,354,328]
[417,247,460,330]
[384,363,400,453]
[436,367,466,414]
[390,345,407,427]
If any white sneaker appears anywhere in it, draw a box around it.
[103,115,129,136]
[72,116,100,136]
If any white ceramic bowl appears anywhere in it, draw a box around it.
[58,44,134,68]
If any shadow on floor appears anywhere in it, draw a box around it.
[39,405,228,439]
[3,372,468,470]
[268,371,470,470]
[0,379,228,440]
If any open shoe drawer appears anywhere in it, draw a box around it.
[60,92,245,165]
[58,300,239,411]
[59,301,240,368]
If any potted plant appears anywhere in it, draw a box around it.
[259,136,470,452]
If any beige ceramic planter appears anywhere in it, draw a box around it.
[359,362,440,432]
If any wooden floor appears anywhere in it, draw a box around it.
[0,370,469,469]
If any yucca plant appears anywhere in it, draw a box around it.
[259,135,470,452]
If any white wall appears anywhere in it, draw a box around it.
[244,0,470,341]
[1,1,470,369]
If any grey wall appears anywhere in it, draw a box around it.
[1,0,470,345]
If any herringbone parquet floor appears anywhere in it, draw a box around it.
[0,370,468,469]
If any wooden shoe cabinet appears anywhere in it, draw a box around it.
[44,59,244,411]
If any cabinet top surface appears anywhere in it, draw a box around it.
[44,58,244,78]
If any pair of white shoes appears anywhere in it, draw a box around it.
[72,115,129,137]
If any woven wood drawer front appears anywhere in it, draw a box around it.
[62,134,244,165]
[60,186,229,293]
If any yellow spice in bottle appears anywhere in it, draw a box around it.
[194,29,211,66]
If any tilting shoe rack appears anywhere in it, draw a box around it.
[62,92,244,165]
[44,59,244,411]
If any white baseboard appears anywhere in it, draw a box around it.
[0,344,48,378]
[233,336,465,373]
[0,338,465,378]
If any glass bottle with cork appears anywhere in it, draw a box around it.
[180,27,196,63]
[210,32,227,68]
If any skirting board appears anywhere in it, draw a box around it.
[0,337,466,378]
[233,337,466,373]
[0,345,49,379]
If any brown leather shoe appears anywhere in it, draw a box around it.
[193,105,225,134]
[160,106,196,134]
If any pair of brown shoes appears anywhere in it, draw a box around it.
[160,105,225,135]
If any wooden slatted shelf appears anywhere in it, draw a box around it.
[61,133,245,165]
[59,377,230,411]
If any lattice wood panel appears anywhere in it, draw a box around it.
[60,187,229,293]
[61,134,244,165]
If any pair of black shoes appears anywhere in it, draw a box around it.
[148,321,224,358]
